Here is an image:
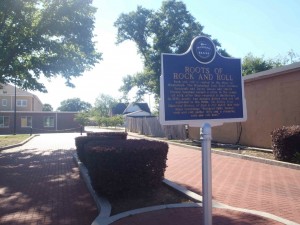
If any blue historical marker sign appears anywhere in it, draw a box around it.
[160,36,247,126]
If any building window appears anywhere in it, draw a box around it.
[0,116,9,128]
[21,116,32,128]
[16,99,27,107]
[2,99,7,106]
[43,116,54,127]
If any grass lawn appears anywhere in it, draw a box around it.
[0,134,31,148]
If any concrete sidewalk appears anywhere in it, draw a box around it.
[1,132,300,225]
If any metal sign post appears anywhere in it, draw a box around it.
[201,123,212,225]
[160,36,247,225]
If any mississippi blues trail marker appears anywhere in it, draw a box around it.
[160,36,247,127]
[160,36,247,225]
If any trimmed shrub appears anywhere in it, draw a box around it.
[86,132,127,138]
[271,125,300,163]
[75,132,127,164]
[85,139,169,198]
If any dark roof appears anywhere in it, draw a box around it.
[111,103,128,115]
[135,103,151,113]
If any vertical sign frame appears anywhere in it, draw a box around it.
[160,36,247,127]
[160,36,247,225]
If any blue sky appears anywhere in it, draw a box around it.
[35,0,300,110]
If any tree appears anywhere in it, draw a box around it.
[242,50,300,76]
[0,0,101,92]
[42,103,53,111]
[57,98,92,112]
[93,94,118,117]
[115,0,229,99]
[74,111,91,126]
[242,53,274,76]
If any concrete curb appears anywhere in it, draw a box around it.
[72,154,111,217]
[164,179,300,225]
[127,132,300,171]
[211,148,300,170]
[73,153,200,225]
[0,134,38,151]
[94,203,202,225]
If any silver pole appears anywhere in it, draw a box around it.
[201,123,212,225]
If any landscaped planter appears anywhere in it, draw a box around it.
[75,132,127,165]
[84,139,169,198]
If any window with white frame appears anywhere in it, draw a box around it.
[2,99,7,106]
[0,116,9,128]
[21,116,32,128]
[43,116,54,127]
[16,99,27,107]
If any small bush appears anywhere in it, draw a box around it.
[271,125,300,163]
[75,132,127,164]
[86,132,127,138]
[85,139,169,198]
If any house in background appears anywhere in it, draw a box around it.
[109,103,128,116]
[0,83,43,111]
[123,102,152,117]
[0,83,80,134]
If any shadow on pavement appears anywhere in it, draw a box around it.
[0,148,97,225]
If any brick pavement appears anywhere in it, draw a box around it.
[1,132,300,225]
[110,207,283,225]
[0,133,98,225]
[165,143,300,224]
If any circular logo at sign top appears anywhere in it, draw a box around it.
[192,36,216,63]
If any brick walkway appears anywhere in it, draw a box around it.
[110,207,283,225]
[1,133,300,225]
[165,144,300,223]
[0,133,98,225]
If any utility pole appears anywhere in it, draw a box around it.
[13,77,17,135]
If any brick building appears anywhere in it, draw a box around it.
[0,83,80,134]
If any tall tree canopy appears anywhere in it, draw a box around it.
[114,0,229,100]
[242,50,300,76]
[242,53,275,76]
[57,98,92,112]
[42,103,53,111]
[93,94,118,117]
[0,0,101,92]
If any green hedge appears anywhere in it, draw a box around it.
[86,132,128,137]
[85,139,169,198]
[75,132,127,165]
[271,125,300,163]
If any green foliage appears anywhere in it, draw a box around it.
[57,98,92,112]
[293,152,300,164]
[115,0,228,100]
[0,134,30,148]
[110,115,124,128]
[95,116,124,128]
[74,111,90,126]
[271,125,300,163]
[242,53,274,76]
[74,132,128,164]
[242,50,300,76]
[0,0,101,92]
[42,103,53,111]
[93,94,118,117]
